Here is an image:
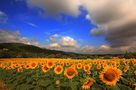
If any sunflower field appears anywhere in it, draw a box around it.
[0,58,136,90]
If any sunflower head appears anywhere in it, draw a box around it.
[84,64,91,72]
[17,67,23,72]
[96,64,101,70]
[123,66,129,73]
[46,60,55,68]
[77,63,82,69]
[82,78,93,90]
[64,67,78,79]
[42,65,50,73]
[30,62,37,69]
[25,63,30,69]
[54,65,63,75]
[99,66,122,86]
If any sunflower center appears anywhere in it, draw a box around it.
[44,66,49,70]
[31,63,36,67]
[104,70,116,81]
[67,70,75,76]
[78,64,81,67]
[85,66,89,70]
[27,65,29,67]
[48,62,53,66]
[56,67,61,72]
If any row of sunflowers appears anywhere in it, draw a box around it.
[0,58,136,90]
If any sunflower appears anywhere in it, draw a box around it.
[42,65,50,73]
[17,67,23,72]
[84,64,91,72]
[102,63,107,68]
[47,60,54,68]
[99,66,122,86]
[123,66,129,73]
[10,64,16,69]
[30,62,37,69]
[64,67,78,79]
[66,62,71,66]
[25,63,31,69]
[54,65,63,75]
[60,62,64,67]
[96,64,101,70]
[87,71,91,75]
[82,78,93,90]
[77,63,83,69]
[132,60,136,66]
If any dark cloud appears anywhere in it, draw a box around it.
[85,0,136,51]
[27,0,81,16]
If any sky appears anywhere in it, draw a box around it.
[0,0,136,54]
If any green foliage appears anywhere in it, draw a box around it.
[103,56,112,59]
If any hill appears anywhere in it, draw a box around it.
[0,43,89,59]
[0,43,135,59]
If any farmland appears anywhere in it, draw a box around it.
[0,58,136,90]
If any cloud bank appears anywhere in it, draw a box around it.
[85,0,136,52]
[27,0,81,16]
[0,30,39,46]
[0,30,128,54]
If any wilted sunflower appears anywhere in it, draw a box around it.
[54,65,63,75]
[82,78,93,90]
[99,66,122,86]
[64,67,78,79]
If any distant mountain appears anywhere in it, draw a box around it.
[0,43,131,59]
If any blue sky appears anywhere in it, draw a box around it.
[0,0,105,46]
[0,0,135,54]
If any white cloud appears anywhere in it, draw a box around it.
[0,11,8,23]
[49,34,60,42]
[49,43,60,48]
[0,30,128,54]
[25,22,38,27]
[45,35,81,52]
[45,33,132,54]
[86,14,91,20]
[0,30,39,46]
[60,36,78,47]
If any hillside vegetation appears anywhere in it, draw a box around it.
[0,43,135,59]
